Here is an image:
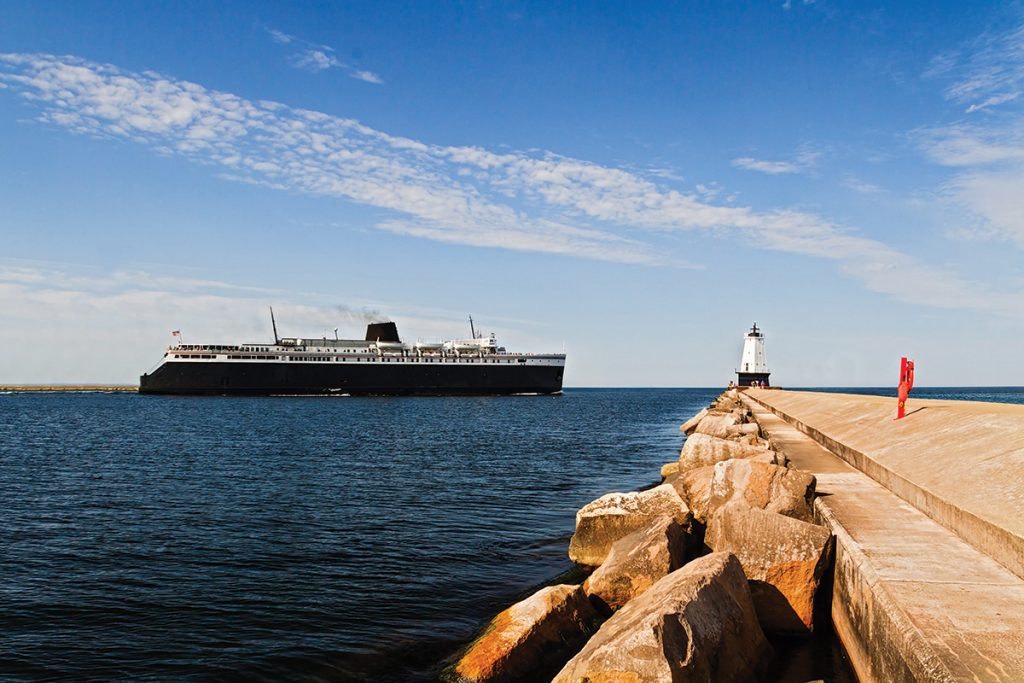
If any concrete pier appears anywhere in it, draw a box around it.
[743,389,1024,683]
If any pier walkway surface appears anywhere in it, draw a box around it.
[743,389,1024,683]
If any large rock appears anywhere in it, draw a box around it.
[726,423,761,438]
[660,461,679,481]
[553,553,772,683]
[584,515,687,611]
[679,408,708,435]
[693,413,739,438]
[712,392,740,412]
[741,433,775,451]
[706,503,833,634]
[678,433,775,473]
[672,465,716,524]
[450,584,601,683]
[745,450,781,465]
[676,452,797,524]
[569,485,691,567]
[709,459,816,523]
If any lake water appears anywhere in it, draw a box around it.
[2,387,1019,681]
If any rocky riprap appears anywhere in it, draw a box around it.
[446,388,835,683]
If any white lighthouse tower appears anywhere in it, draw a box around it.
[736,323,770,387]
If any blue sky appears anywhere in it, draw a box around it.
[1,1,1023,385]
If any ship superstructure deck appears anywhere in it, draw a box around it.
[139,321,565,396]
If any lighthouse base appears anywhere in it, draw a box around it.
[737,372,770,387]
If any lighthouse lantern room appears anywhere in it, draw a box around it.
[736,323,771,387]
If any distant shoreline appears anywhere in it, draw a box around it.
[0,385,138,392]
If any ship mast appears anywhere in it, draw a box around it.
[270,306,279,344]
[469,315,477,339]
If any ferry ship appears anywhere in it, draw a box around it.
[139,316,565,396]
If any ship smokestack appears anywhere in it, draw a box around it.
[365,322,400,343]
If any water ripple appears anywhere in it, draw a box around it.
[0,388,715,681]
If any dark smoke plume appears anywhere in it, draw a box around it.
[336,305,390,324]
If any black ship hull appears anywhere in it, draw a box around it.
[139,361,564,396]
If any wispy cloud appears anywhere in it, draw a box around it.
[0,262,551,382]
[782,0,816,11]
[842,177,884,194]
[965,91,1021,114]
[1,53,1020,314]
[732,157,801,174]
[918,21,1024,248]
[350,69,383,85]
[928,23,1024,113]
[266,27,383,84]
[291,49,338,72]
[917,123,1024,167]
[731,148,820,175]
[266,28,294,45]
[0,264,289,382]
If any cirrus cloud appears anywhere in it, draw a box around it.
[918,21,1024,249]
[731,148,820,175]
[265,27,383,84]
[1,52,1021,314]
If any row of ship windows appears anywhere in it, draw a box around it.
[173,355,542,364]
[282,357,528,363]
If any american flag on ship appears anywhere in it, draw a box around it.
[171,330,180,336]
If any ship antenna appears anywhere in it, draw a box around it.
[469,315,476,339]
[270,306,279,344]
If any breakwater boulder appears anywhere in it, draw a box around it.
[735,433,763,448]
[460,389,837,683]
[679,408,708,435]
[674,455,795,525]
[726,422,761,437]
[584,515,687,612]
[744,450,781,465]
[568,485,691,567]
[693,413,739,438]
[712,390,742,412]
[678,433,775,473]
[450,584,601,683]
[553,553,772,683]
[660,461,679,481]
[709,459,816,523]
[672,464,716,524]
[706,502,832,635]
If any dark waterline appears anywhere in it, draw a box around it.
[3,387,1019,681]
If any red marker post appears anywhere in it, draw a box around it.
[895,357,915,420]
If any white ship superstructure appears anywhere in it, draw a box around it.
[140,319,565,396]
